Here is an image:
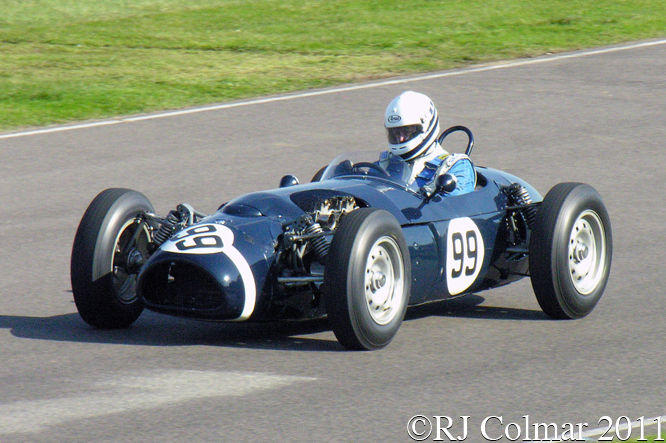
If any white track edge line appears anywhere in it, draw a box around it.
[2,38,666,140]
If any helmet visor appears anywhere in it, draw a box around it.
[387,124,422,145]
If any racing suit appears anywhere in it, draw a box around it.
[409,143,476,196]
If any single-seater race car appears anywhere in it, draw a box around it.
[71,126,612,350]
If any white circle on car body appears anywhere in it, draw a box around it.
[446,217,485,296]
[162,223,233,254]
[161,223,256,321]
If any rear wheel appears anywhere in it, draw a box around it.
[324,208,411,350]
[529,183,612,319]
[71,188,154,328]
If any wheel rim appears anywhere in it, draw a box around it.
[568,210,606,295]
[111,218,150,304]
[363,236,404,325]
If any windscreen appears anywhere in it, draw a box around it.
[320,151,416,191]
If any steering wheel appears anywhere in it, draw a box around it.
[351,162,391,178]
[437,125,474,156]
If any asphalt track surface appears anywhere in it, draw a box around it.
[1,40,665,442]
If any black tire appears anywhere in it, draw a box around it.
[71,188,154,328]
[324,208,411,350]
[311,166,327,183]
[529,183,612,319]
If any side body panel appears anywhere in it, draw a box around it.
[137,165,542,321]
[402,167,542,304]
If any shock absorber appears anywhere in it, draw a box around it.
[506,183,538,228]
[303,221,330,259]
[153,210,181,246]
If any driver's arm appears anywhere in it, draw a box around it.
[439,156,476,196]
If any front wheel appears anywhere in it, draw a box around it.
[324,208,411,350]
[71,188,154,328]
[529,183,612,319]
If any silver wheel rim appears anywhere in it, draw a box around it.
[568,210,606,295]
[364,236,404,325]
[111,218,150,303]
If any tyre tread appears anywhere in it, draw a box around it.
[71,188,151,328]
[529,182,611,319]
[324,208,410,350]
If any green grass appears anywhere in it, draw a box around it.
[617,437,663,442]
[1,0,665,131]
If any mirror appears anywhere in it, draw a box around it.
[436,173,457,194]
[279,174,299,188]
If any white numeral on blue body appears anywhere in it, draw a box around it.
[446,217,484,295]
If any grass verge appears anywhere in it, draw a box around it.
[1,0,665,131]
[618,437,663,442]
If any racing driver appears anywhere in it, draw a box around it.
[383,91,475,196]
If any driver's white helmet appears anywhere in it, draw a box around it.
[384,91,440,161]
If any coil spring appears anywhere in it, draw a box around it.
[303,221,330,258]
[507,183,538,228]
[153,210,181,246]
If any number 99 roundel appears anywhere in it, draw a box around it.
[446,217,485,296]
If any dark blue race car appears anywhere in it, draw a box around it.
[71,126,612,350]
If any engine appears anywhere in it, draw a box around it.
[312,196,357,232]
[281,196,357,264]
[271,196,358,319]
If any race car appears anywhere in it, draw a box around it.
[70,126,612,350]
